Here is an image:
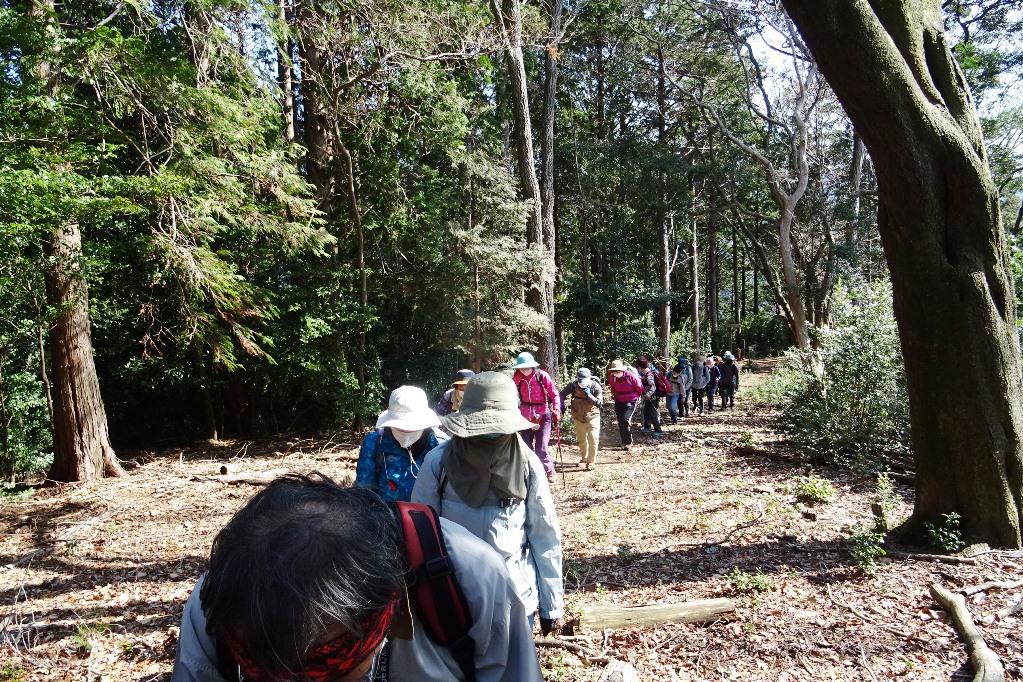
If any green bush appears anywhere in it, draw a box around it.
[0,369,53,479]
[724,567,772,593]
[741,311,792,358]
[848,524,887,572]
[795,474,837,505]
[771,281,911,473]
[925,513,966,553]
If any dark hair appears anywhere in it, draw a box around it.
[200,473,403,677]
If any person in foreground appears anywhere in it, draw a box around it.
[412,371,565,638]
[171,474,542,681]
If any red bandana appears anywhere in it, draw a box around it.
[224,599,397,680]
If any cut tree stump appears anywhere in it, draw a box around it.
[577,599,735,630]
[929,582,1005,682]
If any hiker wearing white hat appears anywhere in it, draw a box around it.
[413,372,565,637]
[510,351,560,481]
[355,386,443,503]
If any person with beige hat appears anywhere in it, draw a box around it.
[606,359,643,451]
[412,371,565,637]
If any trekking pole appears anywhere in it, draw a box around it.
[555,418,566,490]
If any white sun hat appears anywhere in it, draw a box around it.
[375,386,441,431]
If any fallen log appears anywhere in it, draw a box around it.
[929,582,1005,682]
[576,599,735,630]
[888,550,978,566]
[961,580,1023,597]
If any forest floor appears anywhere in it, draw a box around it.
[2,360,1023,681]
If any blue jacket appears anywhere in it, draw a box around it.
[355,428,440,503]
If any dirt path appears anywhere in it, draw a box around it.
[2,363,1021,680]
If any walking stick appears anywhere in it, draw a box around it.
[555,417,566,490]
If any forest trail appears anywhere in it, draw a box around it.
[2,362,1022,681]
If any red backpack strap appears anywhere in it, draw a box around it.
[395,502,476,682]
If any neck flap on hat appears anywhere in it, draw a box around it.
[442,434,530,508]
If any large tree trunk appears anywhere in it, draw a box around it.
[46,223,125,481]
[494,0,557,375]
[783,0,1023,547]
[297,2,331,212]
[276,0,295,143]
[30,0,123,482]
[540,0,563,379]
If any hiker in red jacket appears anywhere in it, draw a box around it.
[511,352,560,481]
[607,359,643,452]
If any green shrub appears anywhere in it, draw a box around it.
[848,524,887,572]
[925,513,966,553]
[770,281,911,473]
[795,474,836,505]
[724,567,772,593]
[0,369,53,479]
[741,311,792,358]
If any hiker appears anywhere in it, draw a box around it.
[668,358,693,423]
[356,386,442,503]
[558,368,603,470]
[172,474,542,681]
[412,372,565,638]
[691,355,710,415]
[718,351,740,409]
[702,356,719,412]
[607,359,643,452]
[510,352,560,481]
[636,355,664,438]
[436,369,475,416]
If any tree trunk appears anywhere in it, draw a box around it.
[338,140,368,432]
[656,45,671,361]
[297,2,331,211]
[46,224,125,481]
[493,0,557,375]
[30,0,123,482]
[847,131,865,256]
[690,207,701,351]
[783,0,1023,547]
[707,207,719,344]
[276,0,295,143]
[778,200,810,348]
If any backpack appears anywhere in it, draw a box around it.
[653,370,672,398]
[395,501,477,681]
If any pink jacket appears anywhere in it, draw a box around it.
[608,370,643,404]
[513,369,559,423]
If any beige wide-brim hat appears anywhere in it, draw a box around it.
[376,385,442,431]
[441,371,537,437]
[607,359,628,372]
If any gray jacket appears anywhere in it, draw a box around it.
[412,440,564,620]
[671,366,693,394]
[691,363,711,389]
[171,520,542,682]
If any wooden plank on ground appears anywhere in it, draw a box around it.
[577,598,735,630]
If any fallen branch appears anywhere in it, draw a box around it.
[961,580,1023,596]
[929,582,1005,682]
[889,551,978,566]
[193,468,290,485]
[995,595,1022,620]
[534,638,605,664]
[576,598,735,630]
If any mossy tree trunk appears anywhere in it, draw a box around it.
[782,0,1023,547]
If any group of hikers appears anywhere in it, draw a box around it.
[171,350,741,681]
